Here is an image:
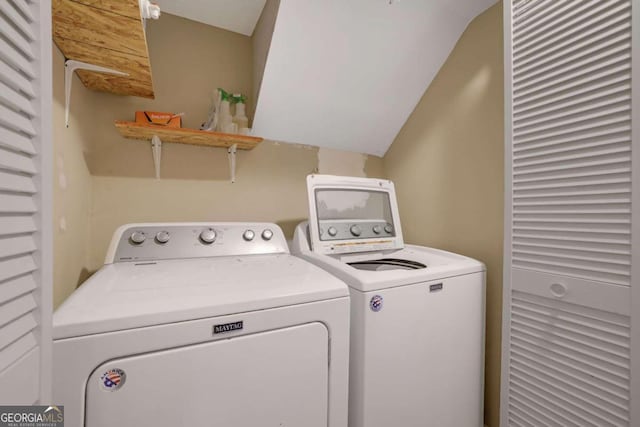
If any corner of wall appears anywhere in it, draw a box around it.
[51,46,94,308]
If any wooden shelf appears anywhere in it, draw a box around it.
[53,0,155,98]
[114,121,263,150]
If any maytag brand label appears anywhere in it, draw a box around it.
[213,321,244,334]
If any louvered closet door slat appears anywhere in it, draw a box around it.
[0,80,36,116]
[10,0,33,22]
[0,216,36,236]
[0,59,36,99]
[515,42,630,95]
[0,334,37,372]
[0,126,35,154]
[0,38,34,80]
[513,1,627,51]
[512,0,556,25]
[0,236,36,258]
[0,11,34,60]
[515,21,630,80]
[514,66,631,110]
[0,1,35,41]
[0,276,36,305]
[511,0,632,286]
[0,146,36,173]
[0,103,36,136]
[504,0,634,425]
[513,0,591,43]
[509,292,631,426]
[0,0,51,404]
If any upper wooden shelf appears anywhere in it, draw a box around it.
[52,0,155,98]
[114,121,263,150]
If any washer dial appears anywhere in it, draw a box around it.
[130,231,146,245]
[199,228,217,244]
[155,231,170,244]
[243,230,255,241]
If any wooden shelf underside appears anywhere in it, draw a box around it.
[114,121,263,150]
[53,0,155,98]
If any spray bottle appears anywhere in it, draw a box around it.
[232,94,249,134]
[216,88,234,133]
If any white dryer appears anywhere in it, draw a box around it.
[291,175,486,427]
[53,222,350,427]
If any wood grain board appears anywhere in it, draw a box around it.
[72,0,141,19]
[55,37,152,83]
[115,121,263,150]
[77,71,155,98]
[52,0,154,98]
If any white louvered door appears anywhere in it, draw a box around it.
[0,1,52,404]
[502,0,638,426]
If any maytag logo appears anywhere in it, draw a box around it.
[213,321,243,335]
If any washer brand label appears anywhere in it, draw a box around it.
[213,321,244,334]
[100,368,126,391]
[370,295,384,312]
[430,283,443,292]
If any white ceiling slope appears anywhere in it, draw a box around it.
[154,0,267,36]
[252,0,496,156]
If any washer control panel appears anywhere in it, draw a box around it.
[109,223,288,263]
[318,219,394,241]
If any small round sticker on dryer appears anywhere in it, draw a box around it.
[100,368,126,391]
[370,295,384,312]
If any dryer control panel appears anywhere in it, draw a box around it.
[106,222,288,264]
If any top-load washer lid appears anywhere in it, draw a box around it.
[53,222,349,339]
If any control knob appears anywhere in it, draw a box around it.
[243,229,255,241]
[261,229,274,241]
[155,231,170,244]
[350,225,362,237]
[130,231,146,245]
[384,224,393,234]
[199,228,217,244]
[372,225,382,234]
[327,227,338,237]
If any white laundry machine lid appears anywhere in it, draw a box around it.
[54,222,349,339]
[54,254,348,339]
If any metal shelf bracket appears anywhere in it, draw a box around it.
[151,135,162,179]
[64,59,128,127]
[228,143,238,183]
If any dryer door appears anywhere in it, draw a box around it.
[85,322,329,427]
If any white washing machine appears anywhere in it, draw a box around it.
[53,222,350,427]
[291,175,486,427]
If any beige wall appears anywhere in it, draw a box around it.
[87,13,254,178]
[53,13,383,305]
[52,47,94,308]
[88,146,382,270]
[382,3,504,427]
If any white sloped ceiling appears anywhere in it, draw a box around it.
[154,0,267,36]
[252,0,497,156]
